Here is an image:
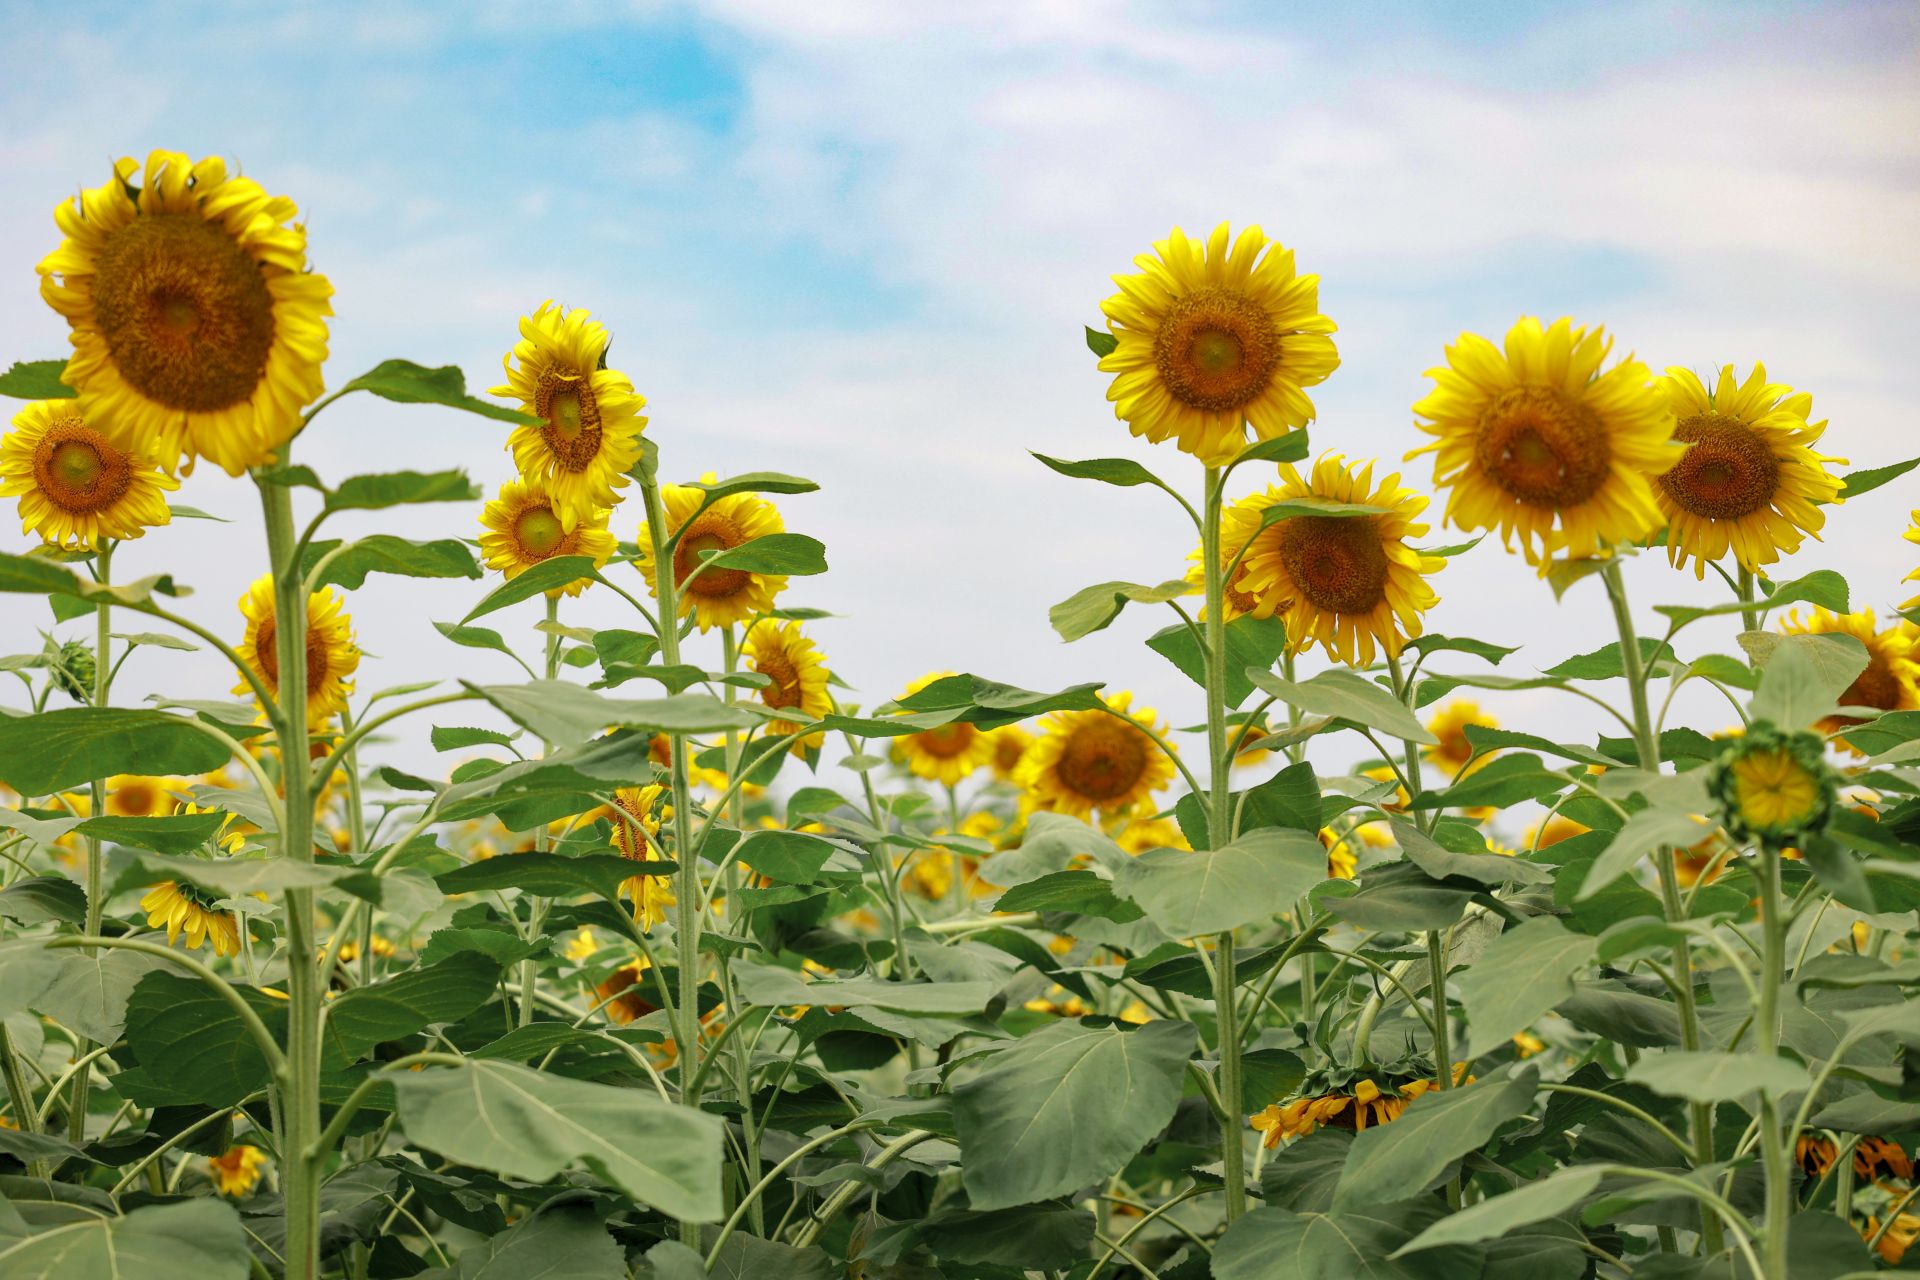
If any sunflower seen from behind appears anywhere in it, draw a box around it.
[1653,364,1845,578]
[606,784,676,928]
[37,151,333,475]
[743,620,833,754]
[141,880,241,957]
[233,574,361,723]
[1412,317,1677,562]
[1098,222,1338,466]
[893,672,996,786]
[636,473,789,631]
[477,476,615,597]
[492,301,647,528]
[1235,453,1444,666]
[1779,607,1920,744]
[1019,691,1176,822]
[0,400,177,547]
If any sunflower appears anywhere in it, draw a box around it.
[141,880,242,956]
[1233,454,1444,666]
[232,575,359,722]
[1423,700,1496,775]
[104,774,181,818]
[0,400,177,547]
[1711,725,1835,848]
[1098,223,1338,466]
[893,673,997,786]
[605,784,675,927]
[37,151,333,476]
[743,620,832,752]
[987,724,1035,782]
[1779,607,1920,742]
[477,476,615,596]
[636,473,788,631]
[492,301,647,528]
[563,927,600,963]
[1525,814,1589,850]
[1186,495,1271,623]
[1114,815,1190,855]
[1653,364,1845,578]
[595,957,659,1026]
[1903,510,1919,610]
[1411,317,1679,562]
[1319,827,1357,879]
[1019,691,1176,821]
[1250,1079,1411,1148]
[206,1145,267,1197]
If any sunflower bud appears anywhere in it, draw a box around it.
[1709,723,1835,848]
[48,639,95,703]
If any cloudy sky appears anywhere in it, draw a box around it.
[1,0,1916,777]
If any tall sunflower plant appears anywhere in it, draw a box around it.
[0,165,1915,1280]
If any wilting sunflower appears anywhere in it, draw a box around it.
[1251,1070,1463,1148]
[893,673,997,786]
[232,574,360,722]
[1411,317,1678,562]
[37,151,333,476]
[1019,691,1177,821]
[636,473,788,631]
[1653,365,1845,578]
[606,784,676,927]
[1710,724,1835,848]
[1779,607,1920,743]
[492,301,647,528]
[206,1145,267,1197]
[743,620,832,753]
[477,476,615,596]
[986,724,1035,782]
[1798,1133,1914,1183]
[1424,700,1497,775]
[595,956,659,1026]
[0,400,177,547]
[1232,454,1443,666]
[1098,223,1339,466]
[141,880,241,956]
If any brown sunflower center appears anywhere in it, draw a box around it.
[112,782,159,815]
[1275,515,1390,614]
[1475,386,1612,508]
[1152,286,1280,413]
[1845,652,1900,712]
[912,722,978,760]
[675,520,749,598]
[1658,412,1779,520]
[1055,718,1150,802]
[253,614,331,693]
[534,371,603,471]
[89,212,276,412]
[754,648,804,711]
[514,505,568,559]
[32,419,134,514]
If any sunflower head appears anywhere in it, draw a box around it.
[38,151,333,475]
[608,783,670,859]
[207,1145,268,1197]
[893,672,998,786]
[987,724,1035,781]
[1424,700,1496,774]
[105,774,182,818]
[1653,365,1846,579]
[1411,317,1679,562]
[140,879,242,957]
[0,400,177,547]
[1018,691,1177,821]
[596,956,658,1025]
[233,574,361,723]
[743,620,833,752]
[636,473,789,631]
[1319,827,1357,879]
[1098,223,1338,466]
[477,476,615,596]
[1778,607,1920,745]
[1710,723,1836,848]
[493,302,647,528]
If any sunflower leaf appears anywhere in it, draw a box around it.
[1112,827,1327,937]
[0,1197,252,1280]
[1625,1049,1812,1101]
[1454,918,1598,1056]
[462,556,606,622]
[698,532,827,576]
[1030,452,1165,489]
[463,680,758,744]
[1255,495,1391,527]
[1839,455,1920,499]
[687,471,820,500]
[1745,630,1870,730]
[341,359,541,424]
[1226,430,1312,469]
[0,359,76,400]
[1050,579,1192,642]
[1333,1068,1538,1212]
[1083,325,1119,357]
[1392,1165,1604,1257]
[308,535,481,591]
[1214,1200,1474,1280]
[1654,568,1851,628]
[1245,668,1438,744]
[1152,616,1287,706]
[0,707,230,794]
[325,469,482,512]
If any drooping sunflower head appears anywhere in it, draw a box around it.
[1098,222,1339,466]
[1710,723,1836,848]
[477,475,615,596]
[0,400,177,548]
[1235,454,1444,666]
[1653,365,1846,578]
[1779,607,1920,746]
[1423,700,1497,774]
[595,956,658,1026]
[743,620,833,752]
[1411,317,1679,562]
[207,1145,267,1197]
[635,473,788,631]
[232,574,361,723]
[1319,827,1357,880]
[1251,1064,1464,1148]
[105,773,182,818]
[1018,691,1177,821]
[608,783,670,860]
[893,672,997,786]
[493,301,647,529]
[140,879,241,957]
[38,151,333,476]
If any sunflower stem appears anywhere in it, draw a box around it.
[68,538,114,1146]
[719,624,764,1235]
[1600,559,1722,1256]
[1756,841,1793,1279]
[1737,567,1760,636]
[516,596,560,1030]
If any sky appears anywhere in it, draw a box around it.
[1,0,1916,786]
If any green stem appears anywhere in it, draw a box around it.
[1755,843,1791,1279]
[718,623,764,1234]
[516,596,561,1030]
[0,1021,48,1178]
[1737,567,1760,636]
[70,540,113,1145]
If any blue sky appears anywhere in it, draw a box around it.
[2,0,1916,773]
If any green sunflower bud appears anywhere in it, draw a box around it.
[1709,722,1836,848]
[49,639,95,703]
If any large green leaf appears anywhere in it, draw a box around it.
[1747,630,1871,731]
[698,533,826,577]
[1575,807,1710,902]
[308,535,480,591]
[323,952,500,1061]
[0,877,84,926]
[0,1196,250,1280]
[390,1060,725,1220]
[706,1235,838,1280]
[953,1018,1197,1211]
[1625,1050,1811,1101]
[325,469,482,512]
[1246,669,1437,744]
[446,1202,624,1280]
[0,360,76,400]
[118,971,284,1107]
[462,556,606,622]
[1391,1165,1602,1256]
[1030,452,1162,489]
[1334,1069,1537,1211]
[339,359,539,423]
[994,869,1144,922]
[1049,579,1192,642]
[435,853,660,902]
[30,948,168,1043]
[1839,455,1920,499]
[1149,616,1288,707]
[1213,1200,1473,1280]
[1654,569,1849,628]
[730,964,995,1015]
[465,681,758,744]
[1455,919,1598,1056]
[0,708,229,794]
[1112,828,1326,937]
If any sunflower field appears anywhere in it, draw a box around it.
[3,152,1920,1280]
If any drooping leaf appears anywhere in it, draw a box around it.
[118,970,285,1107]
[1246,668,1437,744]
[462,556,606,622]
[994,869,1144,922]
[448,1202,626,1280]
[1334,1069,1538,1211]
[308,535,480,591]
[325,469,482,512]
[1625,1050,1812,1101]
[1049,579,1192,642]
[0,1196,250,1280]
[1391,1165,1603,1256]
[323,952,501,1061]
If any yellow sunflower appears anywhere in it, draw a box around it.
[1319,827,1357,880]
[1903,509,1918,609]
[492,301,647,528]
[1233,454,1444,666]
[987,724,1035,782]
[607,784,675,927]
[595,956,659,1026]
[1423,700,1497,775]
[104,774,182,818]
[1411,317,1678,562]
[1779,607,1920,741]
[1186,496,1270,623]
[1653,365,1845,578]
[206,1145,267,1197]
[37,151,333,476]
[1115,815,1190,854]
[477,476,615,597]
[893,672,997,786]
[1019,691,1177,821]
[1098,222,1339,466]
[743,620,833,752]
[636,473,788,631]
[232,574,361,722]
[141,880,241,956]
[1712,726,1835,845]
[0,400,176,547]
[178,800,246,854]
